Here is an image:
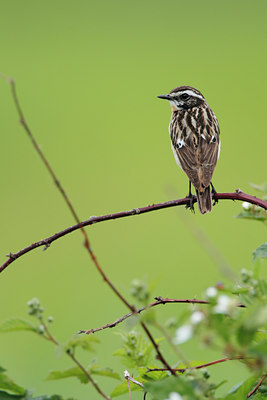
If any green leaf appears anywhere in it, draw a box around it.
[46,367,89,384]
[90,366,120,380]
[0,370,26,395]
[236,211,267,223]
[138,366,168,381]
[0,318,38,334]
[113,331,157,369]
[253,244,267,262]
[64,334,100,353]
[225,376,259,399]
[110,379,144,398]
[0,390,26,399]
[46,365,120,385]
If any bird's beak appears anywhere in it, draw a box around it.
[157,94,171,100]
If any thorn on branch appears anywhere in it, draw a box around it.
[89,216,97,224]
[131,208,141,214]
[5,252,16,260]
[42,240,51,251]
[154,296,165,303]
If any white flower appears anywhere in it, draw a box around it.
[242,202,252,211]
[190,311,204,325]
[206,287,218,298]
[213,295,232,314]
[174,325,193,344]
[165,392,183,400]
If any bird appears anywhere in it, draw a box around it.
[158,86,220,214]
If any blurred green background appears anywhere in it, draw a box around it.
[0,0,266,398]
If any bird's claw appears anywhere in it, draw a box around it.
[211,183,218,207]
[185,194,195,213]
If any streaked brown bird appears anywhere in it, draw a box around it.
[158,86,220,214]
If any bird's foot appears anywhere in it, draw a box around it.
[185,193,195,213]
[211,183,218,206]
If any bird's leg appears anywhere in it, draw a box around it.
[185,181,195,213]
[211,182,218,206]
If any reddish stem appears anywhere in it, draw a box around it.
[1,191,266,274]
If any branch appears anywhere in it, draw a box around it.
[247,375,266,398]
[1,191,266,275]
[78,296,245,335]
[0,190,267,274]
[1,74,175,375]
[146,356,246,373]
[39,317,110,400]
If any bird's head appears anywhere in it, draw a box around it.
[158,86,206,111]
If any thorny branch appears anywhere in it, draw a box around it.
[1,74,175,376]
[146,356,246,373]
[78,296,245,335]
[1,191,266,275]
[1,75,266,387]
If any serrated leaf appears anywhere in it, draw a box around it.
[64,334,100,353]
[46,365,120,385]
[110,379,143,398]
[253,244,267,262]
[0,318,38,334]
[139,366,168,381]
[90,367,120,380]
[113,331,156,369]
[46,367,89,384]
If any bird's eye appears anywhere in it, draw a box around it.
[181,93,189,100]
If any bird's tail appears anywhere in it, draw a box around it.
[196,186,212,214]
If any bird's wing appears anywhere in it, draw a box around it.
[171,111,220,190]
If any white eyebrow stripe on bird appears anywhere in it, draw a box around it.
[169,90,204,100]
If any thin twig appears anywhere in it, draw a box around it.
[68,352,111,400]
[247,375,266,398]
[124,370,147,400]
[146,356,246,373]
[39,318,110,400]
[1,192,266,275]
[124,370,144,388]
[78,296,245,334]
[1,75,174,375]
